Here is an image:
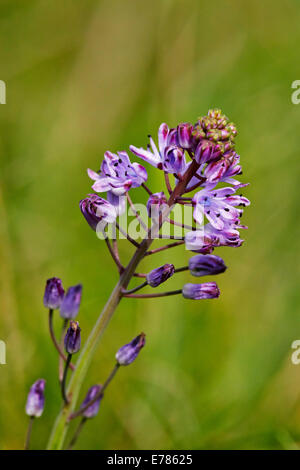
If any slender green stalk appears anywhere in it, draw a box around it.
[47,160,199,450]
[24,416,34,450]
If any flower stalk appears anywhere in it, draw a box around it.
[47,158,200,450]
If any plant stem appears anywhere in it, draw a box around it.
[59,320,68,383]
[123,289,182,299]
[67,417,87,450]
[61,354,72,404]
[49,310,75,371]
[145,241,185,256]
[47,159,199,450]
[122,281,148,295]
[24,416,34,450]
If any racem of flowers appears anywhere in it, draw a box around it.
[25,109,250,450]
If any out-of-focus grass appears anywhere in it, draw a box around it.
[0,0,300,450]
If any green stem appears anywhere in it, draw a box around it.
[47,159,199,450]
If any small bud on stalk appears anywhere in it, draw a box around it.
[182,282,220,300]
[64,321,81,354]
[189,254,227,277]
[116,333,146,366]
[43,278,64,310]
[60,284,82,319]
[80,385,103,418]
[25,379,46,418]
[146,264,175,287]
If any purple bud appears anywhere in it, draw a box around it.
[163,146,186,173]
[43,277,65,310]
[25,379,46,417]
[147,192,167,217]
[60,284,82,319]
[80,194,116,232]
[80,385,102,418]
[116,333,146,366]
[177,122,193,149]
[64,321,81,354]
[189,254,227,277]
[146,264,175,287]
[194,140,222,164]
[182,282,220,300]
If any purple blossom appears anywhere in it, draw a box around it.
[43,277,65,310]
[194,140,222,164]
[60,284,82,319]
[146,191,168,217]
[25,379,46,418]
[204,222,245,248]
[146,264,175,287]
[182,282,220,300]
[130,123,186,174]
[192,185,250,231]
[185,230,216,254]
[88,151,147,196]
[189,254,226,277]
[116,333,146,366]
[203,152,248,188]
[80,194,117,232]
[80,385,102,418]
[64,321,81,354]
[177,122,193,149]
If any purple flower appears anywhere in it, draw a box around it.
[107,192,126,216]
[189,254,226,276]
[130,123,186,174]
[146,191,168,217]
[182,282,220,300]
[80,385,102,418]
[116,333,146,366]
[64,321,81,354]
[60,284,82,319]
[146,264,175,287]
[80,194,117,232]
[194,140,222,164]
[177,122,193,149]
[205,222,245,248]
[203,152,247,188]
[43,277,65,310]
[192,186,250,231]
[88,151,147,196]
[185,230,217,254]
[25,379,46,418]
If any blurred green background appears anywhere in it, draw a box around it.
[0,0,300,450]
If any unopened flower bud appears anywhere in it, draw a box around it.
[147,192,167,217]
[80,385,102,418]
[182,282,220,300]
[146,264,175,287]
[60,284,82,319]
[116,333,146,366]
[189,254,226,277]
[43,278,64,310]
[195,140,222,164]
[80,194,116,232]
[177,122,193,149]
[25,379,46,418]
[64,321,81,354]
[163,146,185,173]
